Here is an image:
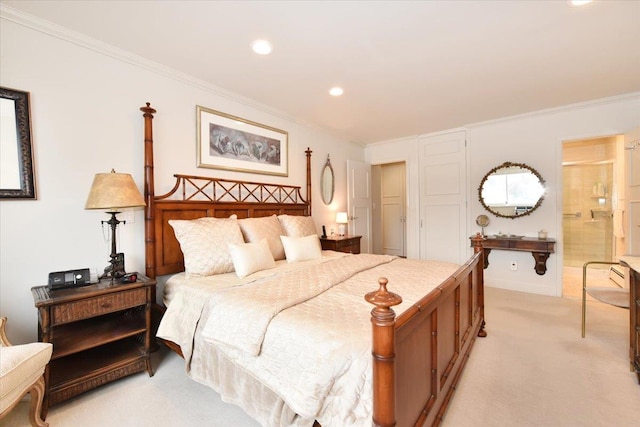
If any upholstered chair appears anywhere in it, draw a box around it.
[0,317,53,427]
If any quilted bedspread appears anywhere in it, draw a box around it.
[157,254,460,427]
[201,254,395,355]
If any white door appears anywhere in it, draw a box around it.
[347,160,372,253]
[381,162,406,256]
[419,131,467,263]
[625,127,640,255]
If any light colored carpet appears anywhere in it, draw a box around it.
[443,287,638,427]
[2,287,638,427]
[562,265,613,300]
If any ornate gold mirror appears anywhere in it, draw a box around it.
[478,162,545,219]
[321,155,334,205]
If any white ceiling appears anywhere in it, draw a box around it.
[3,0,639,144]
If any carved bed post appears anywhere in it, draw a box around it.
[305,147,312,216]
[140,103,157,279]
[470,232,487,337]
[365,278,402,427]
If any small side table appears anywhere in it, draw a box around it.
[320,235,362,254]
[31,276,156,416]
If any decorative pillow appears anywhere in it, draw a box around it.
[228,239,276,278]
[238,215,286,260]
[280,234,322,263]
[277,215,317,237]
[169,217,244,277]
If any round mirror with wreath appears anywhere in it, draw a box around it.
[478,162,545,219]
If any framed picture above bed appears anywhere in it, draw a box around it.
[196,106,288,176]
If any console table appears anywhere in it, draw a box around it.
[470,233,556,275]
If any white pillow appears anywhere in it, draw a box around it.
[228,239,276,278]
[277,215,317,237]
[169,217,244,277]
[280,234,322,263]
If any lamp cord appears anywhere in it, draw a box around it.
[101,217,125,248]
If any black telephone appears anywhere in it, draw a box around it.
[321,225,327,238]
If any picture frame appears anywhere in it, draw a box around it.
[0,86,36,199]
[197,106,288,176]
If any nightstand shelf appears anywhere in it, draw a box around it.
[49,338,145,387]
[51,310,146,358]
[320,235,362,254]
[31,276,155,415]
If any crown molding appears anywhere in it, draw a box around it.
[0,4,343,140]
[465,92,640,129]
[366,92,640,148]
[5,5,634,148]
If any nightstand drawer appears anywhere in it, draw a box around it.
[51,288,147,325]
[335,241,358,252]
[334,240,353,249]
[320,236,361,254]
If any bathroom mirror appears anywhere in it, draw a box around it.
[320,155,334,205]
[478,162,545,219]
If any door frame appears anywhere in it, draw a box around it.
[347,160,373,253]
[557,131,628,297]
[370,156,412,256]
[374,161,407,256]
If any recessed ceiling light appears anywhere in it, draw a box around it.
[329,87,344,97]
[251,39,272,55]
[568,0,593,6]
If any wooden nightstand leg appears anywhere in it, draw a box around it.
[145,299,154,376]
[146,358,155,377]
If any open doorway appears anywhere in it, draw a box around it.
[371,162,407,256]
[562,136,625,298]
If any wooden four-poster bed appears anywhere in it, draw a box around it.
[140,103,486,427]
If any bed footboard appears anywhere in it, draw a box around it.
[366,251,485,427]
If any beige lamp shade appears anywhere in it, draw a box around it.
[336,212,348,224]
[336,211,348,236]
[85,169,146,210]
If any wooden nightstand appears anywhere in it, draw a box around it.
[31,275,156,416]
[320,235,362,254]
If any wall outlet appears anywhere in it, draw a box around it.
[510,261,518,271]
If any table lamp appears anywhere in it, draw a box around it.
[85,169,145,282]
[336,212,348,236]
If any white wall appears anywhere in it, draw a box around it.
[469,95,639,296]
[0,14,363,343]
[367,94,640,296]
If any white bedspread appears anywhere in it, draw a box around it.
[201,254,395,355]
[157,253,460,427]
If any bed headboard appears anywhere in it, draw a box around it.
[140,103,312,278]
